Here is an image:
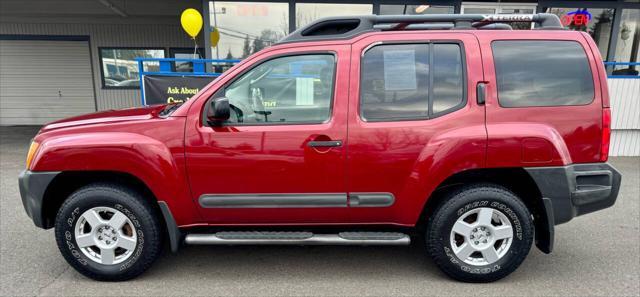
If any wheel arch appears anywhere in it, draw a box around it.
[41,171,160,229]
[417,167,553,253]
[42,170,183,253]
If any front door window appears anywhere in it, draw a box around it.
[222,54,335,124]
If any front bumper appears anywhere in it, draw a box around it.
[526,162,622,225]
[18,170,60,229]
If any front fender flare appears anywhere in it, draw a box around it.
[31,132,197,226]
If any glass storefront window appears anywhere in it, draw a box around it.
[296,3,372,28]
[99,48,165,88]
[169,48,205,72]
[379,4,454,15]
[613,9,639,75]
[546,7,615,58]
[462,4,536,29]
[463,7,496,14]
[500,8,536,30]
[209,1,289,59]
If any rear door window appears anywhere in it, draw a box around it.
[360,42,465,121]
[432,44,465,114]
[360,44,430,121]
[492,41,595,107]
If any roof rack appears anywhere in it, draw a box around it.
[278,13,564,44]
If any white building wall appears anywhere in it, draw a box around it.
[608,78,640,156]
[0,22,198,110]
[0,0,203,111]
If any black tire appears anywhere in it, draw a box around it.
[426,184,534,283]
[54,183,163,281]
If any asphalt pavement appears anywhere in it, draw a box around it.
[1,126,638,296]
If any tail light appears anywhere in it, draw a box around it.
[600,108,611,162]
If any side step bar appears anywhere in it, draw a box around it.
[185,231,410,246]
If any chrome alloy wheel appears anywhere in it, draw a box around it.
[74,207,137,265]
[449,207,514,266]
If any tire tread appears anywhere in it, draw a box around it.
[425,183,534,283]
[54,183,163,281]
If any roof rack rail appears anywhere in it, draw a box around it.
[374,22,514,31]
[278,13,563,44]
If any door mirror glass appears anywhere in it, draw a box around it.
[207,97,230,124]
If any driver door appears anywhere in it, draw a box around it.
[185,45,350,225]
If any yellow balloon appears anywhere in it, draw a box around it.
[210,27,220,47]
[180,8,203,38]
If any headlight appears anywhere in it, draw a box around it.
[26,141,40,170]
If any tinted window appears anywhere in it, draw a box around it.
[361,44,430,121]
[360,43,464,121]
[432,44,464,114]
[492,41,595,107]
[223,54,335,124]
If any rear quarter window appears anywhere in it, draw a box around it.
[492,40,595,107]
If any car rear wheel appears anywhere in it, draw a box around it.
[54,183,163,281]
[426,184,534,282]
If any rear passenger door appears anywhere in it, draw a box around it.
[480,36,605,166]
[346,33,486,225]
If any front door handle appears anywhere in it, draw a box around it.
[307,140,343,148]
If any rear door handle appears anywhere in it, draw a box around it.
[307,140,343,148]
[477,82,487,105]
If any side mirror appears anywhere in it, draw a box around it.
[207,97,230,125]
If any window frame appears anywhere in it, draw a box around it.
[202,51,338,127]
[490,39,596,108]
[169,47,205,58]
[98,46,167,90]
[358,40,468,123]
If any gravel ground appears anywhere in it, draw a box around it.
[1,126,638,297]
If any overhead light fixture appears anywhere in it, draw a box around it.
[415,5,430,14]
[98,0,128,17]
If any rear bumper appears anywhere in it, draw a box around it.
[525,162,622,225]
[18,170,60,229]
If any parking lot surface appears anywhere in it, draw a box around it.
[1,126,639,296]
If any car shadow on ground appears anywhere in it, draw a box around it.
[140,242,546,283]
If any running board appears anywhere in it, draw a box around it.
[184,231,410,246]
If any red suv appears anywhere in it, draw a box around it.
[19,14,622,282]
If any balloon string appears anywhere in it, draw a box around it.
[193,38,198,59]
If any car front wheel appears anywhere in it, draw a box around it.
[54,183,163,281]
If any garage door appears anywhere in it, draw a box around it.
[0,39,96,125]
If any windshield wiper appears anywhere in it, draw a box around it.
[159,103,183,117]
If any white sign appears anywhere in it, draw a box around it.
[296,77,314,105]
[383,49,417,91]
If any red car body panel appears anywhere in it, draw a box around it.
[345,32,486,226]
[31,108,201,226]
[475,31,605,167]
[184,44,352,225]
[28,29,608,228]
